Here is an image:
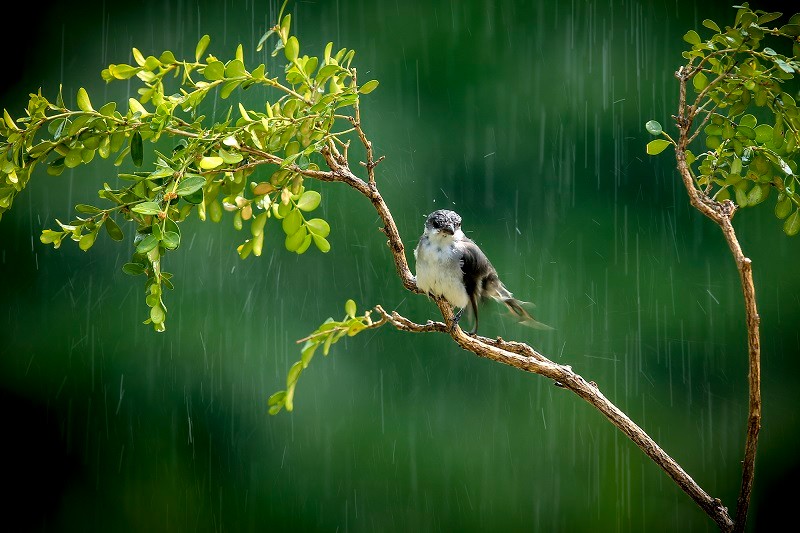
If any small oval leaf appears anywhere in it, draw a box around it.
[176,176,206,196]
[645,120,662,136]
[646,139,671,155]
[285,36,299,62]
[784,209,800,236]
[104,217,124,241]
[77,87,93,112]
[296,190,321,211]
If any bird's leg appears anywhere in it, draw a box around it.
[450,307,464,332]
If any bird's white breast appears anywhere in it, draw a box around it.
[414,232,469,309]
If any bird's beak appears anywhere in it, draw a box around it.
[441,224,455,236]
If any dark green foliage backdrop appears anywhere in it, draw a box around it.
[1,0,797,531]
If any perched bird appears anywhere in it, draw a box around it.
[413,209,552,334]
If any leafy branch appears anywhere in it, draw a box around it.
[0,6,377,332]
[645,4,799,531]
[2,2,794,532]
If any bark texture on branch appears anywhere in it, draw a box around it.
[277,91,736,531]
[674,66,762,533]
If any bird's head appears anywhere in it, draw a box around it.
[424,209,463,241]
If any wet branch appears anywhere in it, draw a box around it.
[281,104,737,531]
[674,66,762,533]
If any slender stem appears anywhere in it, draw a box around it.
[675,69,761,533]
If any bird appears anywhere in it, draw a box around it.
[413,209,552,335]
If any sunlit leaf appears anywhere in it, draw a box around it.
[132,201,161,215]
[345,299,356,318]
[646,139,671,155]
[199,156,224,169]
[683,30,701,45]
[285,36,299,62]
[359,80,379,94]
[176,176,206,196]
[296,190,321,211]
[305,218,330,237]
[77,87,93,112]
[195,34,211,62]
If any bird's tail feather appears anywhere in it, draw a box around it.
[493,285,553,330]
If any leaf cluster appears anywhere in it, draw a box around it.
[646,3,800,235]
[0,9,379,330]
[268,299,378,414]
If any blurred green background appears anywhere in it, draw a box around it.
[1,0,798,531]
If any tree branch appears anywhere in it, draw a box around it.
[674,68,762,533]
[295,102,736,531]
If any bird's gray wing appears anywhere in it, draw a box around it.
[459,238,494,299]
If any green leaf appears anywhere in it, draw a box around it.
[702,19,720,32]
[735,187,749,207]
[754,124,773,143]
[162,231,180,249]
[779,24,800,37]
[758,12,782,25]
[79,232,96,251]
[285,36,299,62]
[104,217,124,241]
[312,235,330,253]
[692,71,708,91]
[122,262,145,275]
[683,30,701,45]
[256,30,275,52]
[646,139,671,155]
[136,234,159,253]
[747,184,768,206]
[345,299,356,318]
[109,64,141,79]
[220,79,242,99]
[132,202,162,215]
[40,230,62,244]
[784,209,800,236]
[285,226,307,251]
[282,208,302,235]
[225,59,246,78]
[731,157,743,175]
[77,87,93,112]
[296,234,313,254]
[199,156,223,169]
[645,120,663,135]
[129,98,149,116]
[176,176,206,196]
[287,360,303,387]
[131,130,143,166]
[306,218,330,237]
[75,204,102,214]
[195,34,211,62]
[268,390,286,407]
[775,197,792,219]
[150,304,165,324]
[203,60,225,81]
[65,148,83,168]
[237,239,253,259]
[218,148,243,164]
[359,80,379,94]
[296,190,321,211]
